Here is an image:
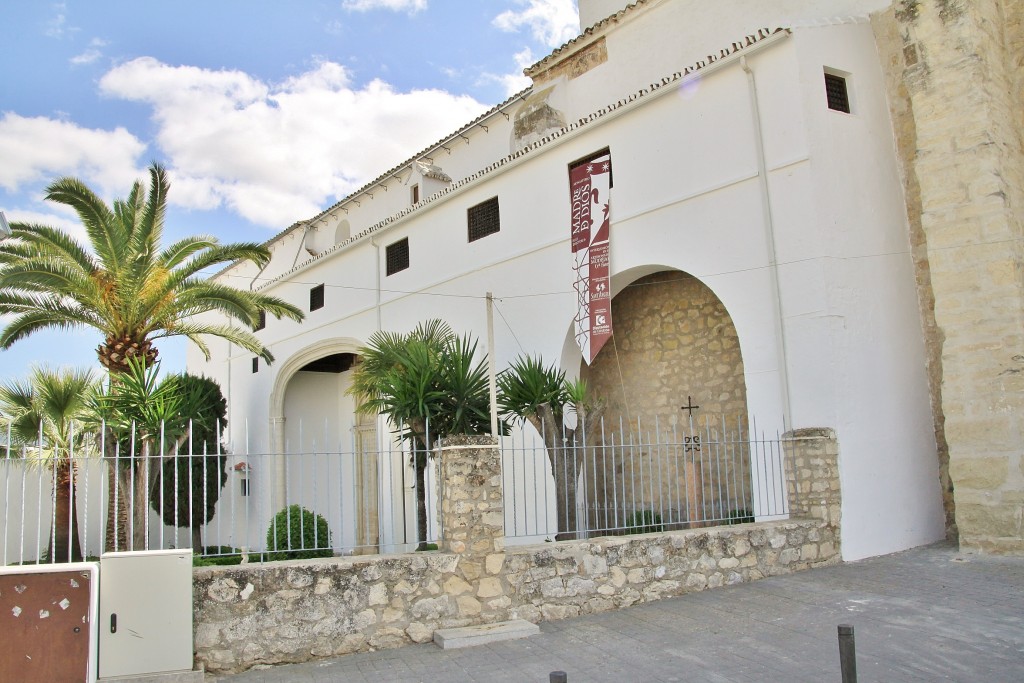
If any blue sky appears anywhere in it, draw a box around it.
[0,0,580,380]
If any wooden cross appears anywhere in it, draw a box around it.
[680,395,700,416]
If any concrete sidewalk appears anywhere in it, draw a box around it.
[206,543,1023,682]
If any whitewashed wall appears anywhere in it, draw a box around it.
[191,11,944,560]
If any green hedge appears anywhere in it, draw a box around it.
[265,505,333,560]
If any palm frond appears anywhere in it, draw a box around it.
[149,320,271,361]
[44,175,124,267]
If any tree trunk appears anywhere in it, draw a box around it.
[530,403,604,541]
[49,460,83,563]
[129,442,150,551]
[531,407,581,541]
[549,445,581,541]
[104,440,129,553]
[191,525,203,554]
[413,445,430,550]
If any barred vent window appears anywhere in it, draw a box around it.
[252,357,259,373]
[467,196,500,242]
[411,184,420,204]
[825,72,851,113]
[310,284,325,311]
[386,238,409,276]
[254,310,266,331]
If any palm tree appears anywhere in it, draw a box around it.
[0,162,304,371]
[498,355,604,541]
[0,163,303,552]
[0,366,100,562]
[350,319,493,549]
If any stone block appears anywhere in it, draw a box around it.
[456,595,482,616]
[950,456,1009,490]
[485,553,506,575]
[406,622,433,643]
[477,577,504,598]
[956,502,1022,538]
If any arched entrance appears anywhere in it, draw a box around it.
[581,269,752,530]
[270,340,380,554]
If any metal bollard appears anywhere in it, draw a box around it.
[549,672,568,683]
[838,624,857,683]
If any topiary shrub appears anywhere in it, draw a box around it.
[265,505,333,561]
[625,509,665,534]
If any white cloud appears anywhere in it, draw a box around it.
[70,38,108,65]
[0,113,145,196]
[481,47,534,97]
[493,0,580,47]
[342,0,427,13]
[98,57,489,228]
[45,2,77,39]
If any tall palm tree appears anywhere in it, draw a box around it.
[0,163,304,371]
[0,366,100,562]
[0,163,304,553]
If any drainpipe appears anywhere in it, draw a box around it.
[740,55,793,424]
[370,236,382,331]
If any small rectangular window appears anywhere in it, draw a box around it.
[254,310,266,331]
[386,238,409,276]
[468,196,500,242]
[310,284,325,311]
[825,72,851,113]
[411,184,420,204]
[252,357,259,373]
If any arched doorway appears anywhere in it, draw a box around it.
[581,270,751,531]
[271,341,380,555]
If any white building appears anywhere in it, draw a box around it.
[190,0,948,561]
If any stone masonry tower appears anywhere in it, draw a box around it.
[875,0,1023,553]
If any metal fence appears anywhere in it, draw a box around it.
[501,416,789,543]
[0,417,790,566]
[0,420,436,566]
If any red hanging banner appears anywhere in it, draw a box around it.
[569,153,612,364]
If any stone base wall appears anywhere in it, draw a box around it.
[193,518,838,673]
[193,430,841,673]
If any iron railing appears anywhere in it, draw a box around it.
[0,417,790,566]
[501,416,789,543]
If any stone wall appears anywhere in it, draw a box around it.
[193,431,840,674]
[873,0,1024,553]
[583,271,751,528]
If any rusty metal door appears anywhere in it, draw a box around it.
[0,565,96,682]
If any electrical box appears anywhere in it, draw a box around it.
[0,562,99,683]
[99,549,193,679]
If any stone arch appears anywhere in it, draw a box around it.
[585,269,748,429]
[579,268,752,531]
[267,337,379,553]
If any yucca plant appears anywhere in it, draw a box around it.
[350,319,494,549]
[498,355,603,541]
[92,359,228,551]
[0,366,101,562]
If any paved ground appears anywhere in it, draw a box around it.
[207,543,1023,682]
